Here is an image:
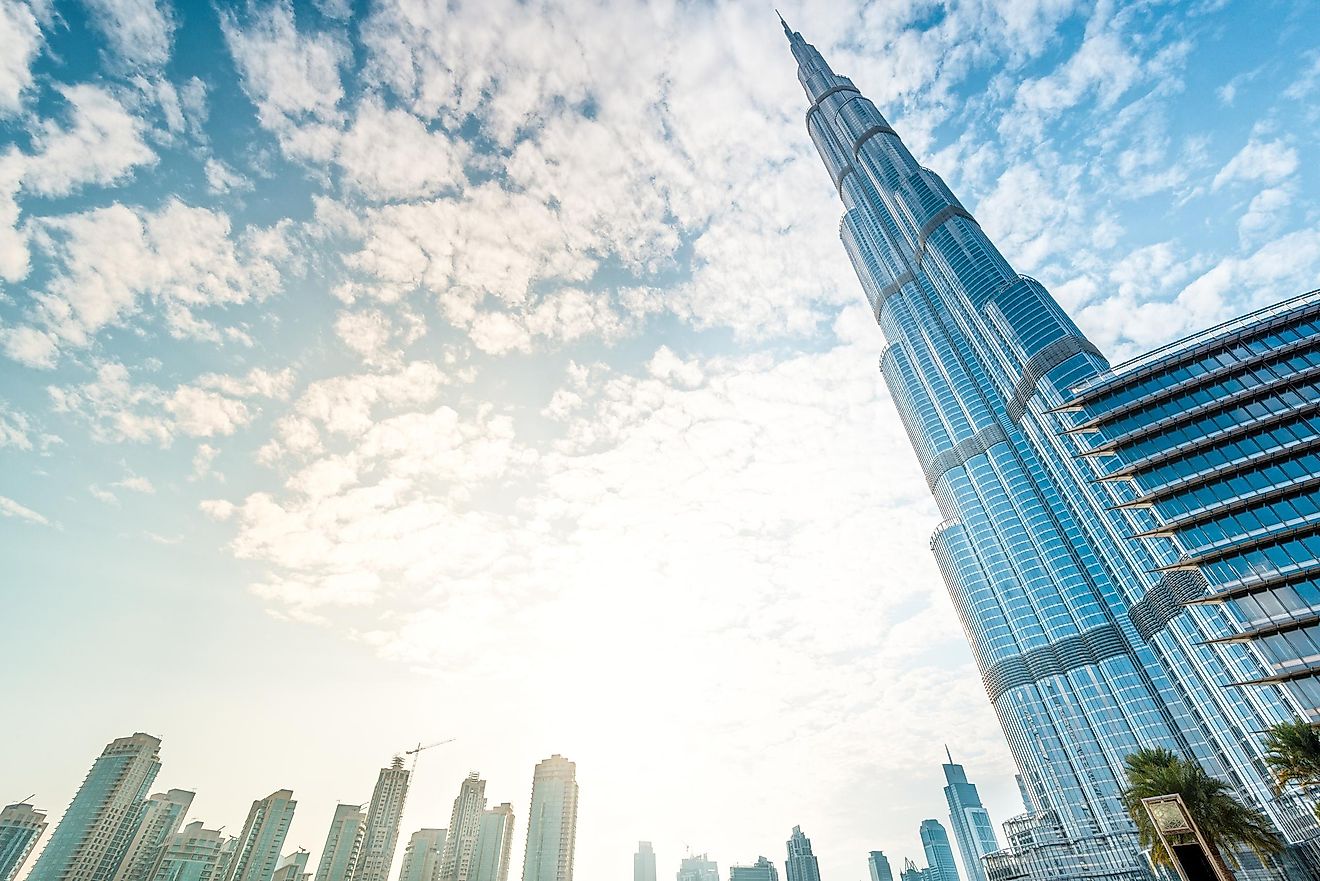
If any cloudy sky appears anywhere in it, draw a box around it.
[3,0,1319,879]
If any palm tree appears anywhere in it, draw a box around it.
[1120,746,1282,876]
[1264,720,1320,800]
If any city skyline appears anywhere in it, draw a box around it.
[5,1,1320,880]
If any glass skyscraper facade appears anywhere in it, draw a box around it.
[784,827,820,881]
[918,821,959,881]
[866,852,893,881]
[1063,290,1320,843]
[781,15,1315,880]
[0,803,47,881]
[28,733,162,881]
[730,857,780,881]
[520,756,577,881]
[940,754,997,881]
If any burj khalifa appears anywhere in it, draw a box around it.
[781,14,1312,880]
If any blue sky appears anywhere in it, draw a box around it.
[2,0,1319,879]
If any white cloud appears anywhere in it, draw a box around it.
[0,493,51,526]
[1237,186,1292,246]
[0,0,42,115]
[221,0,349,161]
[0,401,32,449]
[191,442,219,480]
[49,361,293,444]
[6,201,286,366]
[81,0,176,69]
[1212,139,1298,191]
[22,83,157,196]
[114,473,155,493]
[204,158,251,194]
[0,149,26,281]
[336,100,467,201]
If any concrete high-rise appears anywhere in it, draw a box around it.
[633,843,656,881]
[314,806,366,881]
[471,805,513,881]
[781,13,1314,878]
[939,752,997,881]
[520,756,577,881]
[28,733,163,881]
[0,803,47,881]
[398,830,446,881]
[271,852,309,881]
[438,773,487,881]
[917,822,957,881]
[148,821,230,881]
[865,852,892,881]
[277,852,310,881]
[729,857,778,881]
[222,790,296,881]
[783,827,818,881]
[352,759,410,881]
[675,855,716,881]
[113,790,196,881]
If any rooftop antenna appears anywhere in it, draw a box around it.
[945,744,953,765]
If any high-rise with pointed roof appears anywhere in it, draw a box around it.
[939,751,997,881]
[780,13,1314,879]
[27,733,163,881]
[783,827,819,881]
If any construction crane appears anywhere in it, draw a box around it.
[403,738,455,773]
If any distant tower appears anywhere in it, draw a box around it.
[28,733,163,881]
[472,804,514,881]
[898,859,921,881]
[147,821,230,881]
[271,851,310,881]
[940,751,998,881]
[398,830,446,881]
[865,852,892,881]
[783,827,819,881]
[222,790,297,881]
[520,756,577,881]
[0,803,48,881]
[729,857,779,881]
[675,855,717,881]
[113,790,196,881]
[918,822,958,881]
[314,805,366,881]
[439,773,487,881]
[352,758,410,881]
[633,843,656,881]
[1013,776,1033,815]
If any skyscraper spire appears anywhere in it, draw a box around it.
[944,745,952,766]
[785,17,1307,881]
